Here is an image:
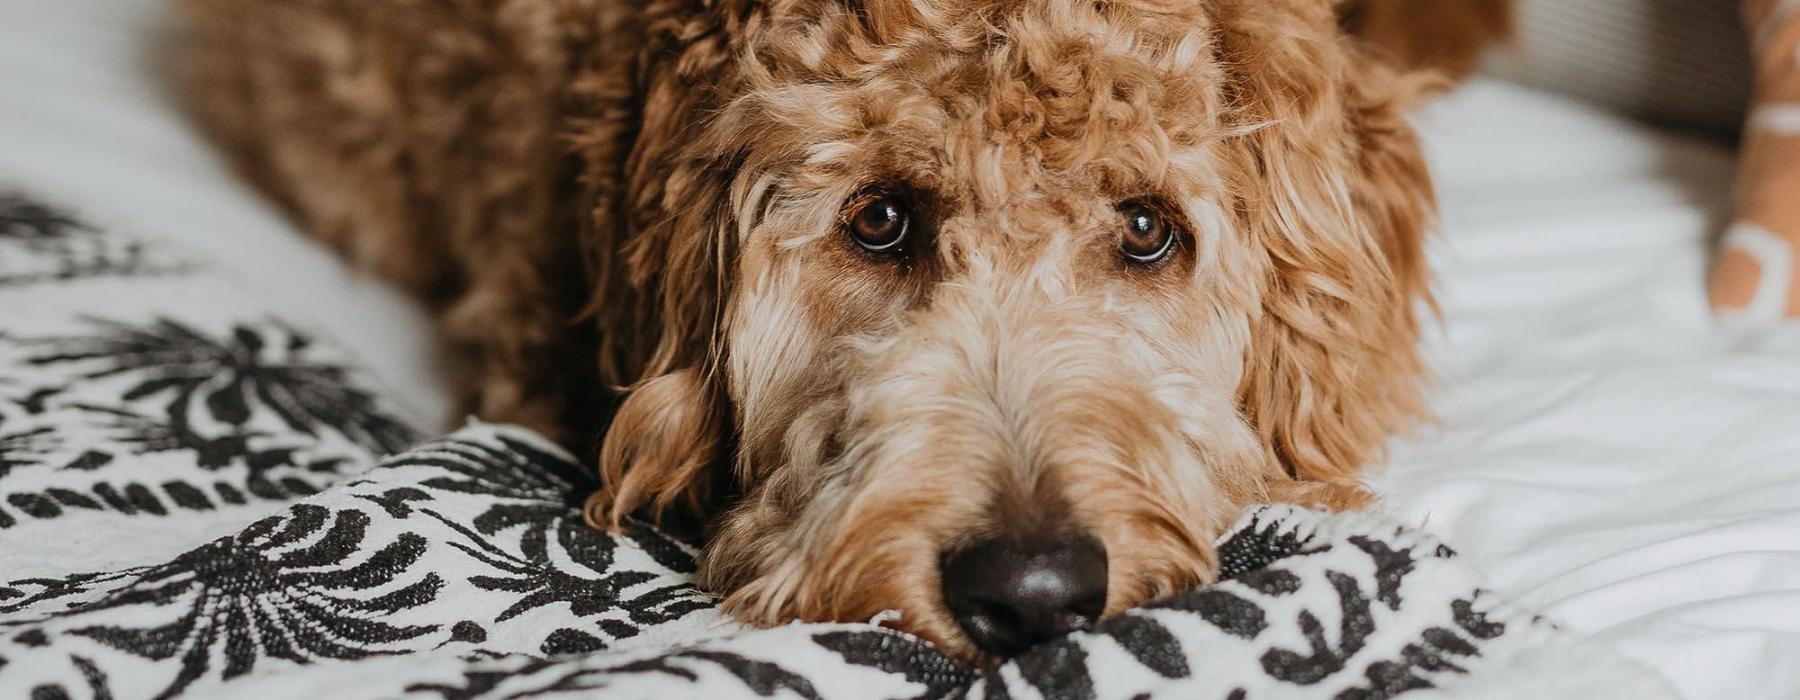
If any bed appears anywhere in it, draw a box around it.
[4,0,1798,697]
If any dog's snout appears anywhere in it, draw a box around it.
[940,534,1108,657]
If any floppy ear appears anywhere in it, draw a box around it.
[584,367,730,529]
[1218,0,1436,484]
[572,11,747,529]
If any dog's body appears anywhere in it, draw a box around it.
[179,0,1488,661]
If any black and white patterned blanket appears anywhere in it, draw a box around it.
[0,192,1675,699]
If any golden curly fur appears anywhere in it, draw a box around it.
[178,0,1469,661]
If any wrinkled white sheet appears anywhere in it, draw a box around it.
[1378,84,1800,700]
[3,0,1797,697]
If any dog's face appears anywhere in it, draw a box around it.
[582,0,1432,662]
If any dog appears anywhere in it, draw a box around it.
[177,0,1499,663]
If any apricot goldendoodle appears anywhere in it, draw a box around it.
[178,0,1484,662]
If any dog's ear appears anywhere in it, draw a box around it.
[585,367,729,530]
[1216,0,1435,484]
[571,12,749,529]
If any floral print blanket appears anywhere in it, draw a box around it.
[0,191,1675,699]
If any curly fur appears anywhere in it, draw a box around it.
[180,0,1443,661]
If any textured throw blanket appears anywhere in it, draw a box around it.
[0,191,1673,699]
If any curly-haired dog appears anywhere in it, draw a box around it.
[179,0,1454,661]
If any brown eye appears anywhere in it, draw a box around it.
[847,194,911,253]
[1117,200,1177,264]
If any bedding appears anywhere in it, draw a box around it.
[0,193,424,576]
[4,0,1800,698]
[1388,84,1800,699]
[0,192,1669,699]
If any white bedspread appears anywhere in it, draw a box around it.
[3,0,1796,697]
[1380,85,1800,699]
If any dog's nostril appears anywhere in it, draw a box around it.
[940,534,1108,658]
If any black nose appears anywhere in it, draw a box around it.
[939,534,1108,657]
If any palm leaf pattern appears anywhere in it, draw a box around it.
[56,505,440,699]
[0,193,185,286]
[0,193,94,248]
[0,425,56,481]
[374,436,712,640]
[0,568,147,619]
[405,648,825,699]
[0,424,1592,700]
[27,317,416,461]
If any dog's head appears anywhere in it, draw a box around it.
[578,0,1432,661]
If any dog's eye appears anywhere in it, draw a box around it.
[847,194,911,253]
[1118,200,1177,264]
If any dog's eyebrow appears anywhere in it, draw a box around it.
[733,171,786,244]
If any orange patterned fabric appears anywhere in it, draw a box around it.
[1711,0,1800,321]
